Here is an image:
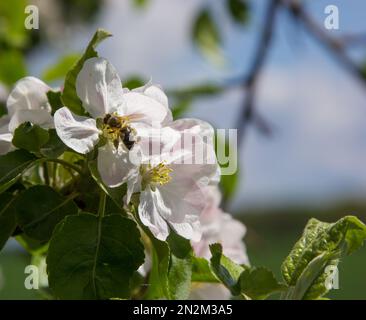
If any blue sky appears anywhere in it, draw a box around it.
[27,0,366,210]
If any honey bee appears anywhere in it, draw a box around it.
[103,114,121,128]
[119,127,135,150]
[103,113,136,150]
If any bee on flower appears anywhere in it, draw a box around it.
[54,57,221,241]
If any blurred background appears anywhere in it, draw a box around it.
[0,0,366,299]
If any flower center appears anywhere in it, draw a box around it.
[101,113,136,150]
[141,162,173,189]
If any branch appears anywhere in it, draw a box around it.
[338,33,366,47]
[236,0,280,147]
[281,0,366,85]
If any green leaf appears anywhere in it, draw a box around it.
[210,244,284,299]
[170,83,223,99]
[15,185,79,241]
[58,0,102,23]
[133,0,149,8]
[192,9,223,64]
[42,54,80,83]
[287,251,338,300]
[61,29,112,115]
[0,50,26,86]
[0,149,37,194]
[361,60,366,81]
[226,0,250,24]
[12,122,50,153]
[166,231,193,299]
[123,76,145,90]
[237,266,287,300]
[209,243,244,295]
[70,169,122,215]
[192,256,218,283]
[52,151,84,189]
[172,99,192,119]
[341,216,366,254]
[47,213,144,299]
[40,129,67,158]
[140,224,192,300]
[47,90,64,115]
[15,233,48,255]
[282,216,366,300]
[220,171,238,202]
[0,102,6,117]
[144,237,170,299]
[0,0,28,49]
[88,159,126,210]
[0,193,17,251]
[170,84,223,119]
[215,134,238,201]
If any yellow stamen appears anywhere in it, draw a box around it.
[102,114,127,136]
[101,113,136,149]
[141,162,173,189]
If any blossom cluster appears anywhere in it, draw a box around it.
[0,57,248,298]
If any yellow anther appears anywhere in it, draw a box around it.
[101,113,135,149]
[141,162,173,189]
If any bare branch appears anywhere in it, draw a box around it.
[281,0,366,84]
[236,0,280,147]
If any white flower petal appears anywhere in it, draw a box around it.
[219,214,249,265]
[146,171,205,240]
[162,119,220,186]
[143,85,169,108]
[132,83,172,124]
[199,186,223,223]
[0,115,13,155]
[8,109,54,133]
[97,143,138,187]
[191,185,250,266]
[7,77,51,117]
[138,187,170,241]
[189,284,232,300]
[54,107,99,154]
[0,83,8,102]
[133,124,182,163]
[125,172,141,205]
[170,118,215,139]
[76,57,124,118]
[119,91,169,126]
[138,251,152,277]
[159,176,205,224]
[170,219,201,242]
[0,114,10,133]
[0,133,13,155]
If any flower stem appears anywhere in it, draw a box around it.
[35,158,84,176]
[42,163,50,185]
[98,191,107,218]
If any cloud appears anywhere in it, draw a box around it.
[230,61,366,209]
[98,0,205,85]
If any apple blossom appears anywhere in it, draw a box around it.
[126,119,220,241]
[0,77,54,155]
[54,57,172,187]
[190,186,249,299]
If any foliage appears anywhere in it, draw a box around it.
[191,0,251,64]
[0,29,365,301]
[0,50,26,86]
[42,54,80,83]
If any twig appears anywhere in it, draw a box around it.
[236,0,280,148]
[338,33,366,47]
[281,0,366,85]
